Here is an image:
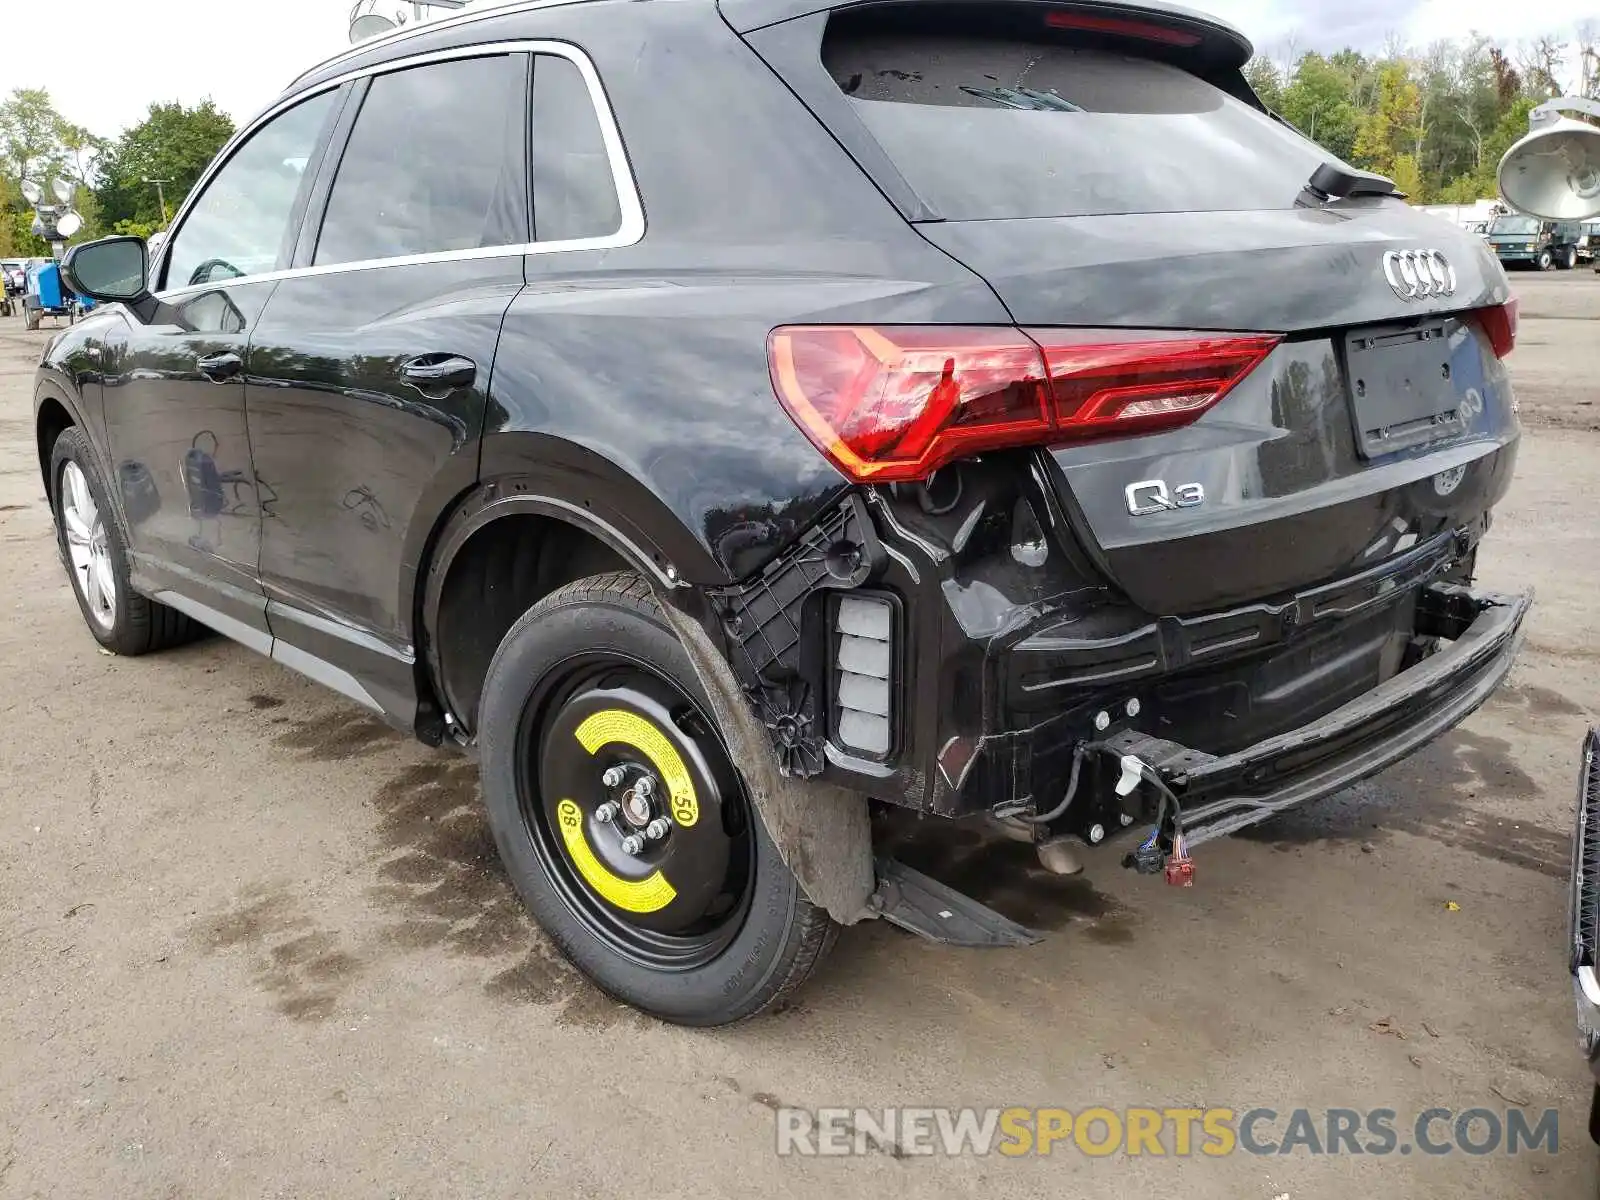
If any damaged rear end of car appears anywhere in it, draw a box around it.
[707,0,1530,898]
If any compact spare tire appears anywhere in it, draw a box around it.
[478,571,837,1025]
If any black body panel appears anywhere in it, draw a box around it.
[246,259,520,651]
[916,206,1510,333]
[101,282,280,648]
[483,0,1009,582]
[1045,330,1518,615]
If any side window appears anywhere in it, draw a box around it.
[531,53,623,243]
[315,55,530,266]
[163,91,337,291]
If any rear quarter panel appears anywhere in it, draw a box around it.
[481,2,1010,583]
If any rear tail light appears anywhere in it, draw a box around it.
[1029,331,1281,441]
[768,325,1279,483]
[1478,299,1519,359]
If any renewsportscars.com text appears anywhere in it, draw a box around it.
[774,1106,1560,1158]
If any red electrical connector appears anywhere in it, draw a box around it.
[1164,831,1195,887]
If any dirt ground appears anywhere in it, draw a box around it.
[1,271,1597,1199]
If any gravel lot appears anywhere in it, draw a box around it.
[1,272,1597,1198]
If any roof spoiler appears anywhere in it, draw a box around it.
[718,0,1254,69]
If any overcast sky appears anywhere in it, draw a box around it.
[9,0,1597,138]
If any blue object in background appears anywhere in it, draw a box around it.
[23,260,94,327]
[29,261,67,310]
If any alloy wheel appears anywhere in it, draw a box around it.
[61,461,116,631]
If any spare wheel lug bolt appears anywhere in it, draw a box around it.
[602,766,625,788]
[595,801,621,823]
[645,817,672,841]
[620,833,647,856]
[634,776,655,798]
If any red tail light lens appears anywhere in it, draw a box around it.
[1478,299,1519,359]
[768,326,1052,482]
[1031,330,1281,440]
[768,326,1280,483]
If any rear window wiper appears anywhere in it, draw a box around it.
[958,85,1083,112]
[1303,161,1400,202]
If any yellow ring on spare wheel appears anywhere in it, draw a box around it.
[574,708,700,828]
[555,798,677,913]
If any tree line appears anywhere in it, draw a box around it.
[0,90,234,257]
[1247,26,1599,203]
[3,25,1598,257]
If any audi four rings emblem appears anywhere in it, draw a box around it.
[1382,249,1456,300]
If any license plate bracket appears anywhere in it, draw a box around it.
[1344,318,1467,457]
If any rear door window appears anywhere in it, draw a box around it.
[314,54,530,266]
[530,53,624,243]
[823,20,1331,220]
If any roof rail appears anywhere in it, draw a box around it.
[287,0,587,89]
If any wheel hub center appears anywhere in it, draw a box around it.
[620,782,654,827]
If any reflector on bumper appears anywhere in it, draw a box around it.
[834,594,894,756]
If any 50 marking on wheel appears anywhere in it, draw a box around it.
[521,661,754,971]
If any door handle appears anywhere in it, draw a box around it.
[400,354,477,391]
[196,351,243,383]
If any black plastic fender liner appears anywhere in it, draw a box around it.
[871,858,1042,947]
[657,596,877,924]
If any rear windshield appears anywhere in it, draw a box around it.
[823,26,1331,220]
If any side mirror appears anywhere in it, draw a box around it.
[60,236,150,305]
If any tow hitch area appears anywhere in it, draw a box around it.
[869,858,1042,947]
[1100,585,1531,864]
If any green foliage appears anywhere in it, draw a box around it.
[1244,56,1285,113]
[1352,64,1422,178]
[1389,154,1425,201]
[1279,54,1361,163]
[3,209,49,258]
[1259,37,1580,206]
[1437,173,1485,203]
[0,88,76,185]
[93,101,235,230]
[1,87,105,250]
[112,218,162,241]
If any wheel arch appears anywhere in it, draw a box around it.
[418,434,725,737]
[34,389,76,495]
[416,438,875,924]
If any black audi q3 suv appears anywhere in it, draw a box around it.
[39,0,1526,1023]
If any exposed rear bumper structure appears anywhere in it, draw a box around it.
[1102,585,1531,845]
[705,474,1530,861]
[1568,729,1600,1084]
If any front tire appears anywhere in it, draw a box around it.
[50,427,197,655]
[478,571,837,1025]
[1537,248,1555,271]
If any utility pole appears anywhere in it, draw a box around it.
[142,177,172,226]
